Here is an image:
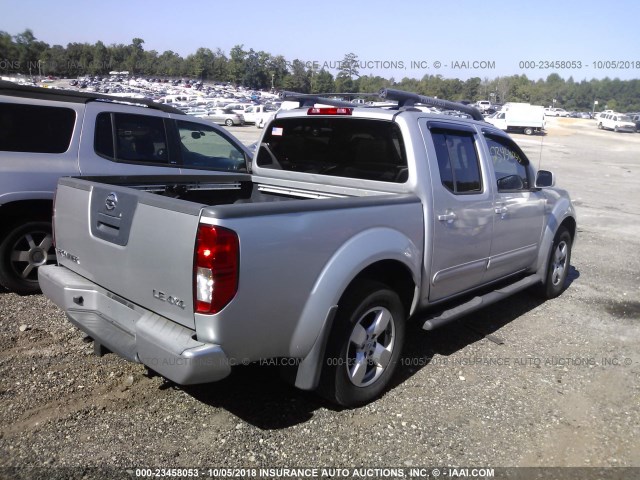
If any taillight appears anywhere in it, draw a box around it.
[51,189,57,248]
[307,107,353,115]
[194,224,239,314]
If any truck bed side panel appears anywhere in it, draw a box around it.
[194,196,424,361]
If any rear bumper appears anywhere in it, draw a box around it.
[38,265,231,385]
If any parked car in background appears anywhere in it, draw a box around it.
[475,100,492,112]
[544,108,570,117]
[594,110,614,122]
[186,107,210,118]
[631,114,640,131]
[598,113,636,132]
[243,104,277,125]
[206,108,245,126]
[226,103,254,115]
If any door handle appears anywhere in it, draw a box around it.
[437,212,457,223]
[494,205,508,215]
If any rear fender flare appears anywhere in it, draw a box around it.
[290,227,421,390]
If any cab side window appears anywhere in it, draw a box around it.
[432,130,482,194]
[485,135,530,191]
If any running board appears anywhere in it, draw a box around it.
[421,274,542,331]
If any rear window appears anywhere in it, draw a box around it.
[255,118,408,183]
[0,102,75,153]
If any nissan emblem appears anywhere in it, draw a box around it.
[105,192,118,211]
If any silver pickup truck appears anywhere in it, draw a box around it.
[39,89,576,407]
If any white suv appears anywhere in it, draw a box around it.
[597,113,637,132]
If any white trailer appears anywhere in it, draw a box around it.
[486,103,545,135]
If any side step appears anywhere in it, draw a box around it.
[421,274,542,331]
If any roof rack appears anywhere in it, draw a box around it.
[379,88,484,121]
[278,88,484,121]
[0,80,185,115]
[279,91,360,108]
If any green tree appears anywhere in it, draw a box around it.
[335,52,359,93]
[14,29,49,76]
[125,37,145,75]
[156,50,184,77]
[228,44,246,85]
[40,44,67,76]
[357,75,392,93]
[243,49,270,89]
[266,55,289,90]
[461,77,482,102]
[311,68,334,93]
[90,41,108,75]
[210,48,229,82]
[0,31,18,69]
[283,59,310,93]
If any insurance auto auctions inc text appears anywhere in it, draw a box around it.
[290,60,496,71]
[197,467,494,479]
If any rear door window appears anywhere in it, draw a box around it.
[0,102,75,153]
[431,129,482,194]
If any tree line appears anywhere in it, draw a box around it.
[2,30,639,111]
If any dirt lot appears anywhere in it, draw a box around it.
[1,118,639,479]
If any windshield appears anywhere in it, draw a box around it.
[255,117,408,183]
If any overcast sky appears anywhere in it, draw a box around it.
[1,0,637,82]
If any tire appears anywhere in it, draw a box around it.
[318,280,405,407]
[0,221,56,294]
[524,127,533,135]
[225,119,234,127]
[539,227,572,299]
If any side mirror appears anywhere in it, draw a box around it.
[535,170,555,188]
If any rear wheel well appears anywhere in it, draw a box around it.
[0,200,54,236]
[341,260,415,315]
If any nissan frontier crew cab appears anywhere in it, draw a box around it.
[39,89,576,407]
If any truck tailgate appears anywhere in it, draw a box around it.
[53,177,203,329]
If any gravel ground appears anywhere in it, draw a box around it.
[1,118,639,479]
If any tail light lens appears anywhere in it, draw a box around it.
[51,189,57,248]
[194,224,239,314]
